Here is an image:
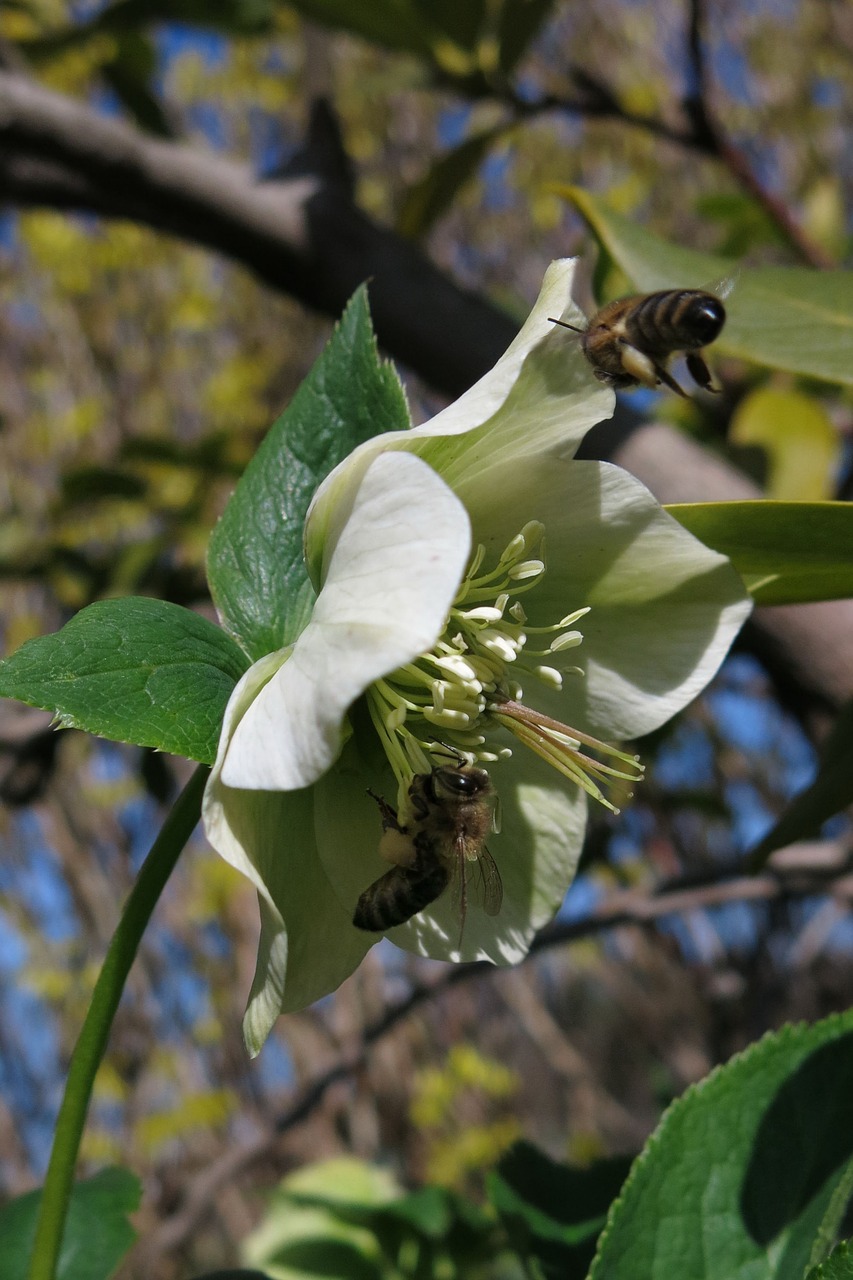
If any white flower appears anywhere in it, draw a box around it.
[203,260,752,1054]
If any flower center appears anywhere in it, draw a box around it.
[366,521,643,817]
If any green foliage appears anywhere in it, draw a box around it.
[488,1142,633,1280]
[0,1168,139,1280]
[807,1241,853,1280]
[242,1158,504,1280]
[666,501,853,606]
[563,187,853,386]
[206,286,411,662]
[0,598,248,764]
[589,1010,853,1279]
[747,697,853,868]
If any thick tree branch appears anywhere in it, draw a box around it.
[2,70,852,725]
[0,71,517,397]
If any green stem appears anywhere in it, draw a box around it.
[26,763,210,1280]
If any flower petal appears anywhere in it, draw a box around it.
[306,259,613,585]
[203,777,372,1053]
[221,451,471,791]
[456,449,752,739]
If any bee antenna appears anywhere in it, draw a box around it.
[548,316,585,334]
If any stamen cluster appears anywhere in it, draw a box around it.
[366,521,643,816]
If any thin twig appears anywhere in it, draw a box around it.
[683,0,833,267]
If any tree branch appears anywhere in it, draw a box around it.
[683,0,833,268]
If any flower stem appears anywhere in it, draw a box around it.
[26,763,210,1280]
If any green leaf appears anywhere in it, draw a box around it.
[488,1141,632,1280]
[0,598,248,764]
[665,501,853,605]
[561,186,853,386]
[748,697,853,868]
[589,1011,853,1280]
[0,1167,139,1280]
[807,1241,853,1280]
[398,124,514,238]
[207,286,411,661]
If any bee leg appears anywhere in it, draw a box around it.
[686,350,719,393]
[367,787,401,832]
[652,363,689,398]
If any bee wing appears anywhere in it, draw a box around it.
[472,845,503,917]
[702,271,739,302]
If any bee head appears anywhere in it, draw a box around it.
[685,294,726,347]
[430,764,491,804]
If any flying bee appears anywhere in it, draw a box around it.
[549,282,733,397]
[352,760,503,937]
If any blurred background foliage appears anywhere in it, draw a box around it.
[0,0,851,1276]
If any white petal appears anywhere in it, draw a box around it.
[305,259,613,584]
[221,452,471,790]
[458,449,752,739]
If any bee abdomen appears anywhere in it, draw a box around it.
[353,860,450,932]
[632,290,725,351]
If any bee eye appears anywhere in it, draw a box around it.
[432,766,477,797]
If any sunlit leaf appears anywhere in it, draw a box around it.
[590,1011,853,1279]
[0,598,248,763]
[666,501,853,605]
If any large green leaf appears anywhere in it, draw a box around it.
[207,286,410,662]
[666,501,853,605]
[0,1168,139,1280]
[0,598,248,764]
[488,1142,632,1279]
[748,697,853,868]
[562,187,853,386]
[589,1011,853,1280]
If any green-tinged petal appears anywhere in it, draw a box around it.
[456,450,752,740]
[221,452,471,791]
[203,670,372,1051]
[306,259,613,584]
[203,780,372,1054]
[313,742,588,966]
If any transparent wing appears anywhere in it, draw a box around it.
[702,271,739,302]
[471,846,503,917]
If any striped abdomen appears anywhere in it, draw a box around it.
[623,290,725,354]
[353,853,449,932]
